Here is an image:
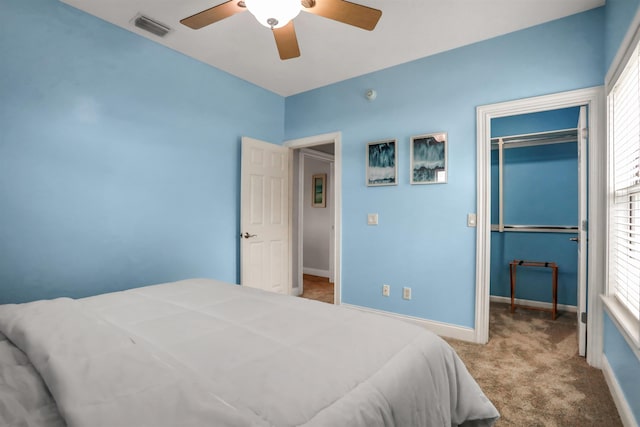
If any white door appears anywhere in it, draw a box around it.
[577,106,588,357]
[240,137,290,294]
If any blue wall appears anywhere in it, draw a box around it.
[285,9,604,328]
[0,0,284,303]
[604,313,640,423]
[605,0,640,71]
[490,108,579,306]
[603,0,640,423]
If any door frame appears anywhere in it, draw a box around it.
[475,86,606,367]
[285,132,342,304]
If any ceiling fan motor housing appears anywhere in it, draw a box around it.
[180,0,382,60]
[244,0,301,29]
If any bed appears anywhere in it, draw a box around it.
[0,278,499,427]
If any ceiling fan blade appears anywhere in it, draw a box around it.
[180,1,246,29]
[303,0,381,31]
[273,21,301,60]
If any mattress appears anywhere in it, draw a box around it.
[0,278,499,426]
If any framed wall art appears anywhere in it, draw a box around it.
[366,139,397,186]
[410,132,447,184]
[311,173,326,207]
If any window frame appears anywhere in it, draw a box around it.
[605,21,640,353]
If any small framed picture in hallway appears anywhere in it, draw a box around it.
[312,173,326,207]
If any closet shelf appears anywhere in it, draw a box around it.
[491,224,578,233]
[491,128,578,149]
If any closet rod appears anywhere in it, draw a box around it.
[490,128,578,149]
[491,224,579,233]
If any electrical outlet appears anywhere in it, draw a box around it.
[382,284,390,297]
[403,287,412,300]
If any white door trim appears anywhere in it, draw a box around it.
[285,132,342,304]
[475,86,606,367]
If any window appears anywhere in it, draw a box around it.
[609,39,640,326]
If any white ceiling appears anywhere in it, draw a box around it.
[60,0,604,97]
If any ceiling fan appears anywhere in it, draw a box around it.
[180,0,382,60]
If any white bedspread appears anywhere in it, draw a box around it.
[0,332,64,427]
[0,278,498,426]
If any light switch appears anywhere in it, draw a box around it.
[467,213,477,227]
[367,213,379,225]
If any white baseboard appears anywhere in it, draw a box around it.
[490,295,577,313]
[303,268,330,278]
[340,303,476,342]
[602,355,639,427]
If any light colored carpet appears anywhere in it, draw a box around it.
[446,303,621,426]
[298,280,620,425]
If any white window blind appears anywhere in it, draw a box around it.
[610,39,640,321]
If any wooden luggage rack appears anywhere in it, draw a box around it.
[509,260,558,320]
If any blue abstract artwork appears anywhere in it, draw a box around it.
[367,139,397,186]
[411,133,447,184]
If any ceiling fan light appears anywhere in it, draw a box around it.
[244,0,301,29]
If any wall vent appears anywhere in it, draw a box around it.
[134,15,171,37]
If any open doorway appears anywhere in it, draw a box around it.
[488,106,586,354]
[285,132,342,305]
[295,146,335,304]
[475,87,606,366]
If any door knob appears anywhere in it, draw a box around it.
[241,232,257,239]
[569,237,579,242]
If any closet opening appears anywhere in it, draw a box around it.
[488,105,587,355]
